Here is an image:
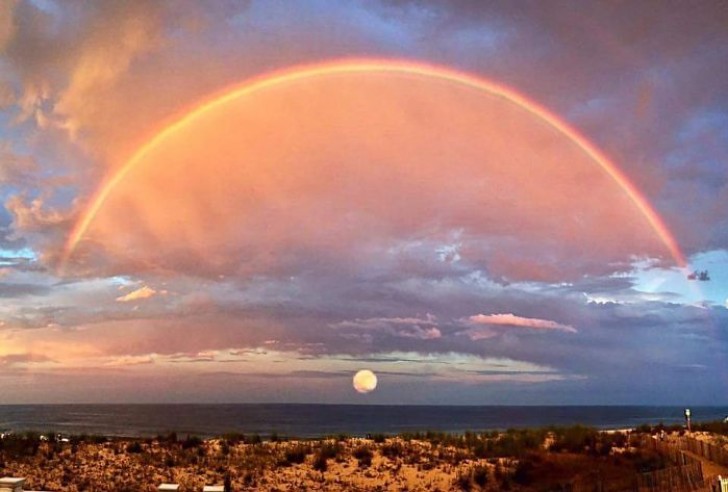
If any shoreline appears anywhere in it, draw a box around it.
[0,424,640,441]
[4,419,722,441]
[3,404,724,440]
[4,420,725,442]
[0,423,703,441]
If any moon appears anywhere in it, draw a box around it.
[353,369,378,394]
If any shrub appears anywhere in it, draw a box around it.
[246,434,262,445]
[0,433,42,458]
[472,466,489,487]
[694,420,728,436]
[221,432,244,444]
[88,434,107,444]
[284,445,310,464]
[319,442,343,460]
[455,470,472,491]
[158,432,178,443]
[632,450,669,473]
[549,426,598,454]
[513,458,536,485]
[126,442,143,454]
[381,441,404,459]
[182,435,203,449]
[313,452,328,474]
[242,472,255,486]
[353,445,373,467]
[371,433,386,443]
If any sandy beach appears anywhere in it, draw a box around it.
[4,424,727,491]
[6,435,501,491]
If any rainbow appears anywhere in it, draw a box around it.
[60,58,687,272]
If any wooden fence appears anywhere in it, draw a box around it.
[637,461,706,492]
[645,436,704,467]
[566,462,707,492]
[633,436,715,492]
[678,436,728,469]
[559,435,727,492]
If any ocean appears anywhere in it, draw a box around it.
[0,405,726,439]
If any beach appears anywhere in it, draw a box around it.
[3,424,728,491]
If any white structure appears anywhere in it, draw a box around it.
[0,478,25,492]
[158,485,180,491]
[202,487,224,492]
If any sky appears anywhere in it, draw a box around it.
[0,0,727,405]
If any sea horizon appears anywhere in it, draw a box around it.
[2,404,726,439]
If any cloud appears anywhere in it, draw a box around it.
[5,195,70,233]
[0,352,54,367]
[0,282,50,298]
[2,1,167,139]
[51,3,166,141]
[467,313,577,333]
[332,315,441,340]
[103,355,155,367]
[0,277,725,403]
[0,143,38,185]
[3,194,76,268]
[116,285,157,303]
[7,0,720,279]
[0,82,14,108]
[0,0,17,53]
[0,1,726,404]
[66,69,670,283]
[335,314,437,328]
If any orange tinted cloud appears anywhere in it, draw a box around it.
[116,285,157,302]
[467,313,577,333]
[53,8,161,141]
[67,70,668,282]
[0,1,16,52]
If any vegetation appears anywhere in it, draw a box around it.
[312,449,328,474]
[279,444,310,466]
[125,441,143,454]
[0,432,42,458]
[352,444,373,467]
[2,422,725,491]
[692,420,728,435]
[632,420,728,436]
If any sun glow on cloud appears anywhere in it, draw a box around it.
[116,285,157,302]
[468,313,577,333]
[68,69,671,285]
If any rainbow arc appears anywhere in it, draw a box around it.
[60,59,687,273]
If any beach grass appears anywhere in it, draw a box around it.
[1,422,726,490]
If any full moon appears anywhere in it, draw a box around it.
[353,370,378,394]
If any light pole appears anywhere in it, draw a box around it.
[684,408,691,432]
